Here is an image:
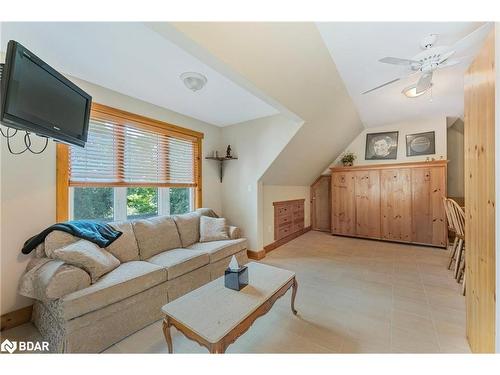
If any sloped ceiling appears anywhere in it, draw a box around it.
[317,22,490,127]
[172,22,364,185]
[1,22,278,127]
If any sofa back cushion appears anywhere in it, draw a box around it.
[52,239,120,283]
[106,221,140,262]
[132,216,182,259]
[44,230,79,258]
[173,212,201,247]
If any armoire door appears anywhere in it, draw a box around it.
[380,168,412,242]
[331,172,356,235]
[354,170,381,238]
[411,167,447,246]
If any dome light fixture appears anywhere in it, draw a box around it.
[402,83,432,98]
[180,72,207,92]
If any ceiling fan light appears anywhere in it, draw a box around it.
[402,83,432,98]
[180,72,207,92]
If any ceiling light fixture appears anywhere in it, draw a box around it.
[402,83,432,98]
[180,72,207,92]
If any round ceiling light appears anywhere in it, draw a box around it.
[402,83,432,98]
[180,72,207,92]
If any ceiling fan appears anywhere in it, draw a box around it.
[362,24,491,96]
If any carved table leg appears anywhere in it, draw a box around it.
[162,317,173,354]
[291,277,298,315]
[210,342,225,354]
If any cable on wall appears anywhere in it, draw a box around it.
[0,62,50,155]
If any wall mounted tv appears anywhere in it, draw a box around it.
[0,40,92,147]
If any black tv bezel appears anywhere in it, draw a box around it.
[0,40,92,147]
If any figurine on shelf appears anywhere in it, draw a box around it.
[226,145,232,158]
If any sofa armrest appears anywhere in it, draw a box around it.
[228,226,241,240]
[19,258,91,301]
[36,262,91,301]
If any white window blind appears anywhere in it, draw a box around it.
[69,118,199,187]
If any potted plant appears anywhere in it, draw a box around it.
[340,152,356,167]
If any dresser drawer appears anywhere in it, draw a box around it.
[277,224,293,239]
[277,215,293,226]
[293,202,304,213]
[293,222,304,232]
[276,205,291,216]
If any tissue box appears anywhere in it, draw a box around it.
[224,266,249,291]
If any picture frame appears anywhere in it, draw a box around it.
[406,131,435,157]
[365,131,399,160]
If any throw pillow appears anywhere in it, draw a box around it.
[52,239,120,283]
[199,216,229,242]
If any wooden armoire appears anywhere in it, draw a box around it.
[330,160,447,247]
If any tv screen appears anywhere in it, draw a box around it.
[0,40,92,147]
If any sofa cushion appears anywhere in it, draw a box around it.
[199,216,229,242]
[187,238,248,263]
[56,261,167,320]
[106,221,140,262]
[147,249,209,280]
[52,240,120,283]
[173,212,201,247]
[132,216,182,260]
[44,230,79,258]
[195,208,219,218]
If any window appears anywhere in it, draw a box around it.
[57,104,203,222]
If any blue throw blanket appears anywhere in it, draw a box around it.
[21,220,123,255]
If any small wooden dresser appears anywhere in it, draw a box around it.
[273,199,305,241]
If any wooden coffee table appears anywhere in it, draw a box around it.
[161,262,298,353]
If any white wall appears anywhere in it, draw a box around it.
[0,76,223,315]
[325,117,448,171]
[219,114,300,251]
[262,185,310,247]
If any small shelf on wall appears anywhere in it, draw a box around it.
[205,156,238,182]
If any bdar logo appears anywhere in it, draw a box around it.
[1,339,17,354]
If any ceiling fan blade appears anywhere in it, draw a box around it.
[362,78,402,95]
[437,50,455,64]
[451,23,493,57]
[362,70,419,95]
[416,72,433,94]
[439,59,462,68]
[379,57,421,66]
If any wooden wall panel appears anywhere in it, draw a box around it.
[464,29,496,353]
[380,168,412,242]
[311,175,331,231]
[355,170,381,238]
[331,172,356,235]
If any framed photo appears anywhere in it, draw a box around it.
[406,131,435,156]
[365,131,398,160]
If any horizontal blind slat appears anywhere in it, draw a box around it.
[69,117,198,186]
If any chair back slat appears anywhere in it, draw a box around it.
[447,198,465,237]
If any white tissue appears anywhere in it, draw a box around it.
[228,255,240,271]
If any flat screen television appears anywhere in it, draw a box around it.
[0,40,92,147]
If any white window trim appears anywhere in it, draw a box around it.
[69,187,193,221]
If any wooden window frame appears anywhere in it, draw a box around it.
[56,103,203,221]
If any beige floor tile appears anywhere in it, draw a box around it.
[3,231,470,353]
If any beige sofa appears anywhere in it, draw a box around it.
[20,208,248,353]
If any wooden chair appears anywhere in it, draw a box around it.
[443,197,466,294]
[443,197,458,269]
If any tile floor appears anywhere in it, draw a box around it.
[1,231,470,353]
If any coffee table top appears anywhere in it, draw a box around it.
[161,262,295,343]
